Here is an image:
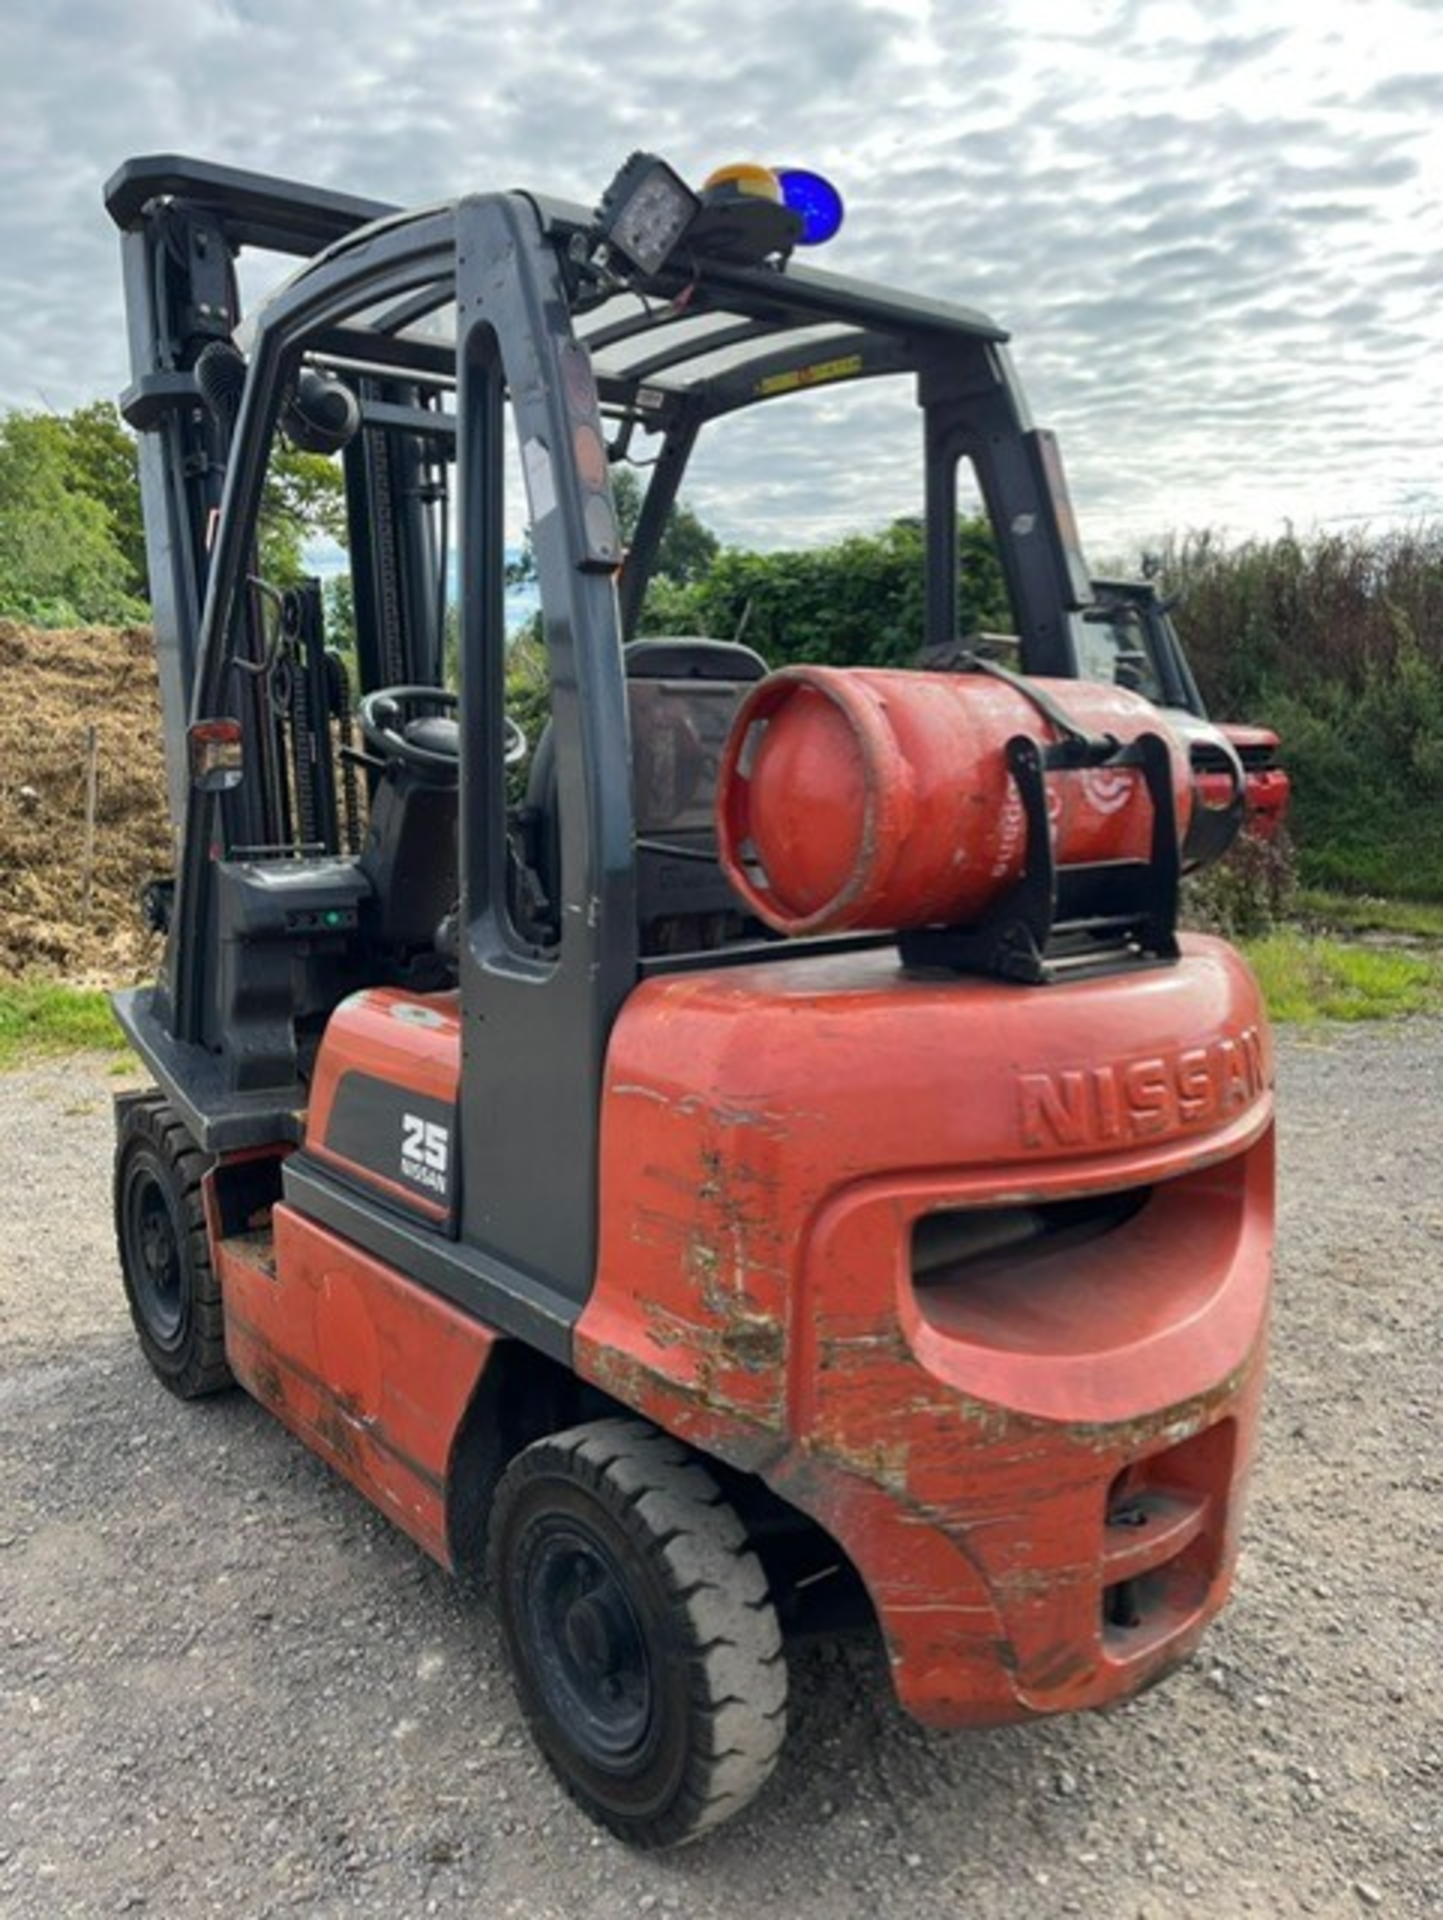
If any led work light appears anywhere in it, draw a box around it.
[595,153,700,275]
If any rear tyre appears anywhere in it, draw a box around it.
[487,1418,788,1848]
[114,1095,232,1398]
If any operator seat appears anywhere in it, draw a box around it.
[357,715,460,966]
[521,637,768,954]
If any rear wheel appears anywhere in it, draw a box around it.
[487,1418,788,1848]
[114,1095,232,1398]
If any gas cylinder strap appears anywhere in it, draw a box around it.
[954,652,1120,762]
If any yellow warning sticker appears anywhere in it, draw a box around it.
[755,353,864,397]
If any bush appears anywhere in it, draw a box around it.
[1158,526,1443,901]
[637,517,1012,667]
[1183,827,1297,939]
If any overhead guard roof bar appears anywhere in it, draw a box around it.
[107,161,1011,353]
[105,154,397,253]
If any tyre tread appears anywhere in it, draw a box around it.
[488,1416,789,1847]
[114,1092,233,1399]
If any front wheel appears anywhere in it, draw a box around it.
[487,1418,788,1848]
[114,1094,232,1398]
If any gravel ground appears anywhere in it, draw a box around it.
[0,1023,1439,1919]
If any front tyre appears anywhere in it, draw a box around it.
[114,1094,232,1398]
[487,1418,788,1848]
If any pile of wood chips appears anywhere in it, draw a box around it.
[0,621,170,981]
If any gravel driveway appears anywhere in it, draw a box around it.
[1,1023,1439,1918]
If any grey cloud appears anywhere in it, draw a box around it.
[1191,29,1292,85]
[1267,152,1420,195]
[0,0,1437,557]
[1363,72,1443,112]
[1283,199,1378,230]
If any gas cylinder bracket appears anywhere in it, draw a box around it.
[898,729,1181,983]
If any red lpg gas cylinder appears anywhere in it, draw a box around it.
[716,666,1191,936]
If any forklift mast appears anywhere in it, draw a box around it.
[107,157,441,830]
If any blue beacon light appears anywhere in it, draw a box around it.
[775,168,844,246]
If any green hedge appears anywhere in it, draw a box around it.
[1153,528,1443,901]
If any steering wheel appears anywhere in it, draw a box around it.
[358,685,526,773]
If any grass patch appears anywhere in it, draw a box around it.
[3,925,1438,1070]
[1241,931,1443,1023]
[1295,890,1443,940]
[0,982,131,1070]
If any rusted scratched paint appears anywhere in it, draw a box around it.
[575,933,1275,1728]
[216,1204,493,1569]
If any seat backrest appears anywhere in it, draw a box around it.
[627,640,768,948]
[521,638,768,952]
[358,766,460,957]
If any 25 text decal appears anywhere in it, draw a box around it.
[400,1113,449,1195]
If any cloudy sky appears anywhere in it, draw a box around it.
[1,0,1439,565]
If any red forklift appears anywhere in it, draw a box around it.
[1082,578,1290,839]
[105,153,1275,1847]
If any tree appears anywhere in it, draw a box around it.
[0,409,146,626]
[0,396,350,625]
[612,466,720,586]
[55,401,148,597]
[504,465,720,608]
[258,441,348,585]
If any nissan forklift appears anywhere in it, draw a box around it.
[105,152,1275,1847]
